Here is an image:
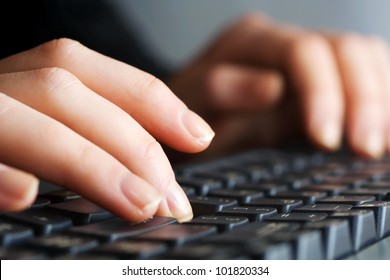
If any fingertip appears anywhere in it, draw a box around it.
[0,167,39,212]
[181,109,215,151]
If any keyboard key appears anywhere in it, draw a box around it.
[353,201,390,239]
[328,210,377,252]
[93,240,167,259]
[318,196,375,206]
[293,204,352,214]
[134,224,217,247]
[3,209,72,236]
[271,191,327,204]
[40,190,81,203]
[29,198,51,209]
[189,196,237,217]
[303,219,352,259]
[190,170,247,189]
[340,189,390,201]
[208,189,264,204]
[268,229,324,259]
[236,182,288,196]
[45,198,113,225]
[217,206,277,222]
[27,234,99,256]
[188,216,249,232]
[0,221,34,247]
[265,213,327,223]
[246,198,303,213]
[300,184,349,195]
[207,222,301,245]
[245,241,293,260]
[70,216,177,242]
[177,177,222,196]
[163,244,245,260]
[0,248,47,260]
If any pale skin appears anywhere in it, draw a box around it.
[1,14,390,222]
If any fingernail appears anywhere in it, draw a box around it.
[120,173,162,213]
[319,122,341,150]
[167,182,193,222]
[182,110,215,145]
[364,132,384,158]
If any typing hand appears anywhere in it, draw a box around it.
[0,39,215,221]
[170,13,390,159]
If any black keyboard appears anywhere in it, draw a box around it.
[1,149,390,260]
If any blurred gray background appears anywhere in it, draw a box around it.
[112,0,390,70]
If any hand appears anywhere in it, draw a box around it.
[170,13,390,160]
[0,39,215,222]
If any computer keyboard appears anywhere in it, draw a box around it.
[1,149,390,260]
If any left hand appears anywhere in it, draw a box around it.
[169,13,390,160]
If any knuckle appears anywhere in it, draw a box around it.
[334,33,366,54]
[142,74,167,96]
[37,38,82,64]
[142,138,164,162]
[288,34,330,60]
[32,67,79,93]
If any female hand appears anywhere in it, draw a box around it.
[170,13,390,160]
[0,39,215,222]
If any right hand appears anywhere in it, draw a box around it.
[0,38,215,222]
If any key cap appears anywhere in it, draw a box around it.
[0,248,47,260]
[271,191,327,204]
[177,177,222,196]
[300,184,349,196]
[189,196,237,217]
[320,176,367,188]
[245,241,293,260]
[328,210,377,252]
[187,216,249,232]
[93,240,167,259]
[353,201,390,239]
[268,229,324,259]
[39,190,80,203]
[293,204,352,214]
[245,198,303,213]
[190,170,247,189]
[222,166,272,182]
[3,209,72,236]
[208,189,264,204]
[340,189,390,200]
[318,196,375,206]
[134,224,217,247]
[303,219,352,259]
[69,216,177,242]
[0,221,33,247]
[27,234,99,256]
[29,198,51,209]
[207,222,301,245]
[163,244,245,260]
[45,198,113,225]
[236,182,288,196]
[217,206,277,222]
[265,213,327,223]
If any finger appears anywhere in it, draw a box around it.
[206,63,284,112]
[0,38,215,153]
[330,35,386,158]
[0,92,163,222]
[0,163,38,212]
[0,68,193,222]
[208,17,344,151]
[368,36,390,152]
